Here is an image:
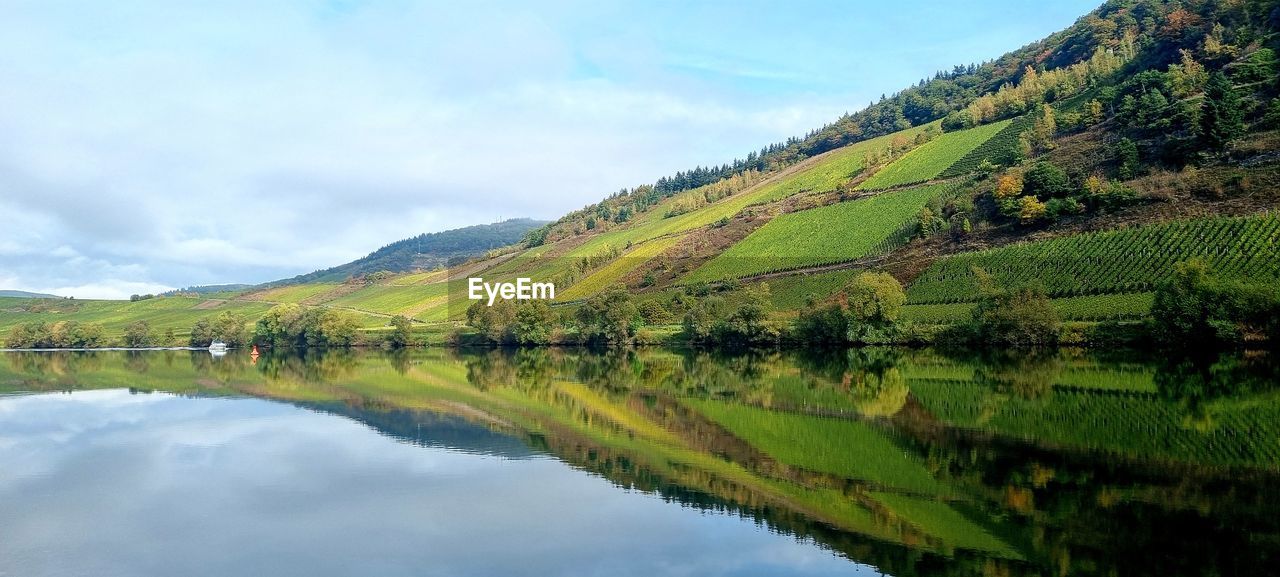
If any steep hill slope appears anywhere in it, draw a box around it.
[278,218,547,285]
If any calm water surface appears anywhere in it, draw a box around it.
[2,347,1278,576]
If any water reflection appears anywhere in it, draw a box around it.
[2,347,1278,576]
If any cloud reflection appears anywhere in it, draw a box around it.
[0,390,872,577]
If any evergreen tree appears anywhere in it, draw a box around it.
[1199,71,1244,151]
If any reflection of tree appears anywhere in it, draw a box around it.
[572,349,641,392]
[1155,351,1280,427]
[851,369,908,417]
[513,348,557,389]
[385,348,411,376]
[464,350,520,391]
[4,346,1279,577]
[968,348,1064,399]
[788,348,907,416]
[250,348,357,383]
[675,350,774,399]
[4,351,104,382]
[794,346,902,381]
[123,351,150,374]
[189,350,257,382]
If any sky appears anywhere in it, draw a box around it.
[0,0,1101,299]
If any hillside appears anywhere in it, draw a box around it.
[277,218,547,285]
[161,284,253,296]
[0,290,61,299]
[3,0,1279,347]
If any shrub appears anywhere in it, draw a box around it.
[6,321,106,348]
[637,300,674,325]
[792,272,906,345]
[710,288,779,347]
[1150,259,1280,348]
[576,286,641,346]
[1023,162,1072,199]
[254,304,362,348]
[190,318,214,347]
[1113,138,1140,180]
[844,272,906,344]
[1045,197,1085,219]
[212,311,249,347]
[1263,99,1280,130]
[387,315,413,348]
[941,109,975,131]
[512,301,556,345]
[124,321,154,348]
[50,321,106,348]
[7,322,51,348]
[963,284,1060,346]
[1018,196,1048,224]
[466,299,517,345]
[681,297,724,344]
[794,303,848,344]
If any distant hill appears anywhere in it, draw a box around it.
[279,218,546,284]
[161,284,254,296]
[0,290,61,299]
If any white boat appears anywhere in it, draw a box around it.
[208,340,228,353]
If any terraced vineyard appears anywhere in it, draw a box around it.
[559,235,685,300]
[900,292,1155,324]
[937,114,1033,178]
[742,121,938,204]
[558,124,941,262]
[754,269,859,310]
[906,214,1280,304]
[322,282,453,321]
[685,182,962,282]
[242,283,341,304]
[857,119,1010,190]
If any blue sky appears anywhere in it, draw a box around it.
[0,0,1100,298]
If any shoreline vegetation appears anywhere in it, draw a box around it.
[5,258,1276,353]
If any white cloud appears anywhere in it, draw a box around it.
[0,0,1094,296]
[0,2,839,296]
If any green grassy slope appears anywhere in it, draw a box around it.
[556,123,940,261]
[0,297,278,341]
[685,182,960,282]
[243,283,343,304]
[324,283,453,321]
[857,120,1010,190]
[755,270,860,310]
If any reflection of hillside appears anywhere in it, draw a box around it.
[3,347,1279,577]
[902,349,1280,469]
[295,401,538,459]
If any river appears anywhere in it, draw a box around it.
[1,347,1277,576]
